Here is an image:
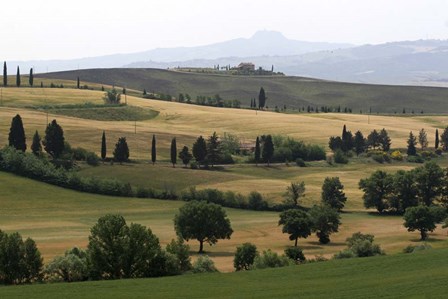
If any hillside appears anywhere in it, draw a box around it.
[37,68,448,113]
[1,247,447,298]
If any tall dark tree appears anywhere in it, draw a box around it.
[418,128,428,150]
[309,205,341,244]
[258,87,266,109]
[379,128,391,151]
[435,129,439,149]
[8,114,27,152]
[178,146,193,167]
[206,132,220,167]
[353,131,366,156]
[31,130,42,156]
[43,120,65,158]
[151,134,156,165]
[367,130,380,150]
[29,68,34,87]
[170,138,177,167]
[16,66,21,87]
[113,137,129,163]
[101,131,107,161]
[254,136,261,166]
[262,135,274,166]
[321,177,347,211]
[77,77,80,89]
[2,61,7,86]
[407,131,417,156]
[192,135,207,167]
[441,127,448,151]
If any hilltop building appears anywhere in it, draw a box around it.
[236,62,255,72]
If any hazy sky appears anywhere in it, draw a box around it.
[2,0,448,60]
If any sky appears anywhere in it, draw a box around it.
[2,0,448,60]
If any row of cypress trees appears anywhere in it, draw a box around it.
[2,62,34,87]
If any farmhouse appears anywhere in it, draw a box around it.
[236,62,255,71]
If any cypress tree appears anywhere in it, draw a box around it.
[16,66,21,87]
[8,114,27,152]
[77,77,80,89]
[3,61,7,86]
[101,131,107,161]
[170,138,177,167]
[43,119,65,158]
[254,136,261,166]
[113,137,129,164]
[262,135,274,166]
[151,134,156,165]
[258,87,266,109]
[31,130,42,156]
[435,129,439,149]
[407,132,417,156]
[29,68,34,87]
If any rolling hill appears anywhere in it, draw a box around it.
[37,68,448,113]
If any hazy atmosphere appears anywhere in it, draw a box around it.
[2,0,448,60]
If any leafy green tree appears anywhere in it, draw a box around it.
[16,66,20,87]
[178,146,192,167]
[328,136,343,152]
[435,129,439,149]
[23,238,43,283]
[413,162,444,206]
[254,136,261,165]
[101,131,106,161]
[192,135,207,167]
[258,87,266,109]
[170,137,177,167]
[3,61,6,86]
[31,130,42,156]
[309,205,341,244]
[283,181,305,207]
[321,177,347,211]
[353,131,366,155]
[441,127,448,151]
[88,214,163,279]
[29,68,33,87]
[418,128,428,150]
[151,134,156,165]
[43,119,65,158]
[359,170,394,213]
[206,132,221,167]
[391,170,418,213]
[335,232,384,258]
[407,131,417,156]
[379,128,391,151]
[278,209,313,247]
[234,243,258,271]
[404,205,446,240]
[8,114,26,152]
[174,201,233,253]
[113,137,129,163]
[262,134,274,166]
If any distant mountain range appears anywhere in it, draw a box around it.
[5,31,448,86]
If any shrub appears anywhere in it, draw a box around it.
[407,155,424,163]
[253,250,293,269]
[166,238,192,273]
[390,150,403,161]
[372,154,384,164]
[284,247,305,264]
[247,191,268,211]
[72,147,89,160]
[192,256,218,273]
[44,247,88,282]
[234,243,258,271]
[435,149,442,156]
[190,161,198,169]
[86,152,100,166]
[420,151,436,160]
[295,158,306,167]
[333,149,348,164]
[333,249,356,259]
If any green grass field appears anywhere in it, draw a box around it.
[1,247,447,298]
[36,68,448,113]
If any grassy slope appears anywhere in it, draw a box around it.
[36,68,448,113]
[1,248,448,298]
[1,171,447,273]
